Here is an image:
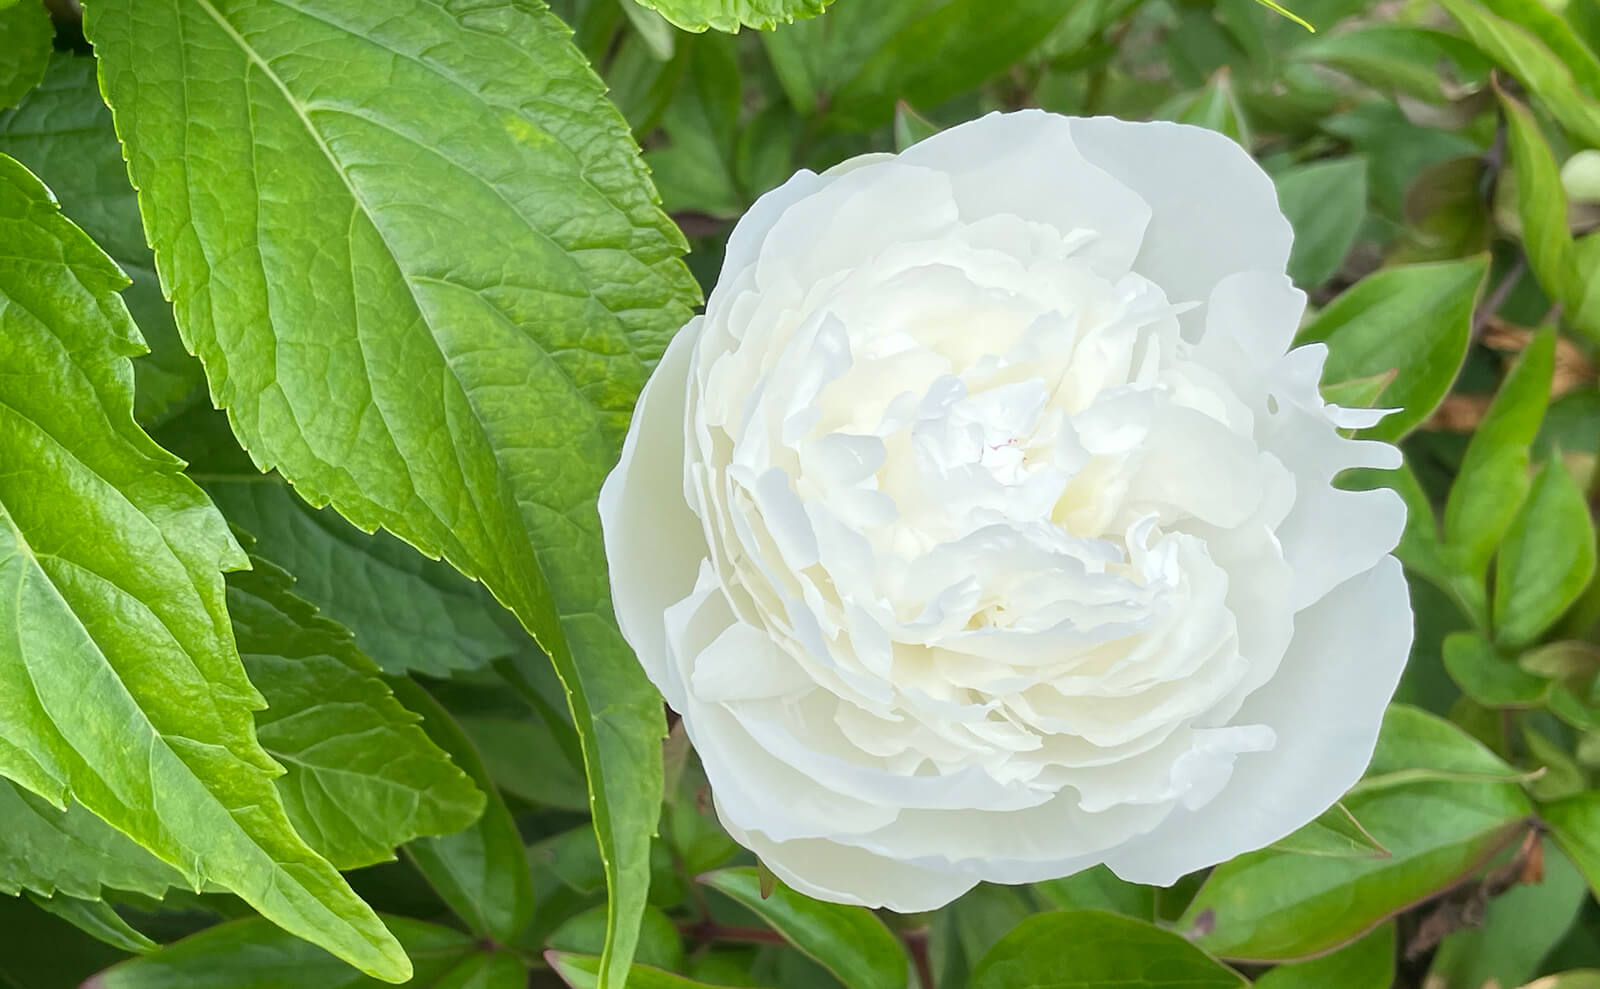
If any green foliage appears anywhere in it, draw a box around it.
[85,0,697,982]
[969,911,1246,988]
[0,152,405,980]
[5,0,1600,984]
[0,1,51,111]
[700,869,908,989]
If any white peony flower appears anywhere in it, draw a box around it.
[600,110,1413,911]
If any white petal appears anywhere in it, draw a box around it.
[898,109,1152,274]
[691,622,814,703]
[599,320,709,710]
[722,819,978,913]
[1278,484,1407,612]
[1069,117,1293,331]
[1103,556,1413,886]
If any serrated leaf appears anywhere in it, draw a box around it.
[1277,157,1367,288]
[26,893,158,955]
[700,867,907,989]
[971,911,1246,989]
[0,55,205,427]
[1437,0,1600,148]
[85,916,480,989]
[0,780,180,901]
[227,560,486,869]
[1445,329,1556,578]
[157,405,524,679]
[1297,256,1487,442]
[1495,459,1597,650]
[393,678,537,947]
[1181,706,1533,962]
[631,0,830,32]
[761,0,1070,128]
[86,2,700,983]
[0,1,50,111]
[1253,923,1394,989]
[0,154,405,980]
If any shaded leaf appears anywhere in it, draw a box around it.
[0,779,179,901]
[0,54,204,427]
[1253,923,1394,989]
[0,1,50,111]
[394,679,537,947]
[1501,86,1585,338]
[1428,840,1587,989]
[1033,866,1156,920]
[1444,329,1557,579]
[86,916,478,989]
[1277,157,1367,288]
[158,405,523,680]
[548,953,739,989]
[762,0,1070,128]
[970,911,1245,989]
[227,561,486,869]
[0,153,404,980]
[1494,459,1597,650]
[700,867,907,989]
[26,894,158,955]
[1444,632,1550,707]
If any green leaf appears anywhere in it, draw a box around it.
[1276,157,1367,288]
[1444,329,1557,579]
[26,894,158,955]
[1444,632,1551,707]
[460,714,589,811]
[1428,840,1587,989]
[762,0,1070,129]
[644,34,744,218]
[392,678,537,947]
[0,1,50,111]
[1181,706,1533,961]
[547,953,738,989]
[430,953,528,989]
[1033,866,1156,919]
[1253,924,1394,989]
[1501,87,1584,326]
[0,779,180,900]
[892,100,942,152]
[158,405,524,679]
[0,154,406,980]
[631,0,830,32]
[1543,793,1600,903]
[1293,27,1490,101]
[547,905,684,972]
[1436,0,1600,148]
[1527,726,1588,800]
[618,1,676,59]
[1527,974,1600,989]
[1297,255,1488,441]
[1480,0,1600,96]
[1495,459,1598,649]
[86,1,699,983]
[970,911,1246,989]
[1169,70,1252,147]
[699,867,907,989]
[0,55,205,428]
[227,560,486,869]
[86,916,481,989]
[1268,802,1391,859]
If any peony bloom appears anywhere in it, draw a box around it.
[600,110,1412,910]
